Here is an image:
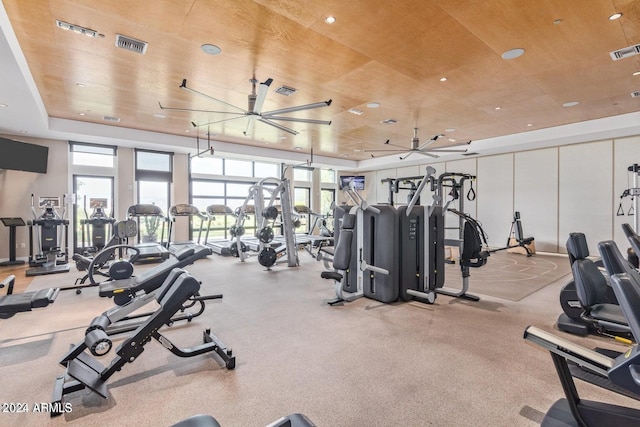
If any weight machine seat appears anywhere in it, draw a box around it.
[98,245,211,298]
[0,275,59,317]
[327,213,355,272]
[171,413,316,427]
[567,233,630,331]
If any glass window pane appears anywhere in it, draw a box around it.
[72,152,114,167]
[137,151,171,171]
[254,162,279,178]
[227,182,253,197]
[191,156,223,175]
[320,189,335,216]
[225,159,252,177]
[192,181,225,196]
[71,143,114,155]
[138,181,169,215]
[293,168,312,181]
[320,169,336,183]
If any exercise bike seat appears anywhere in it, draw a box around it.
[0,275,59,318]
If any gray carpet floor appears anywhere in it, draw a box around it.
[1,250,638,427]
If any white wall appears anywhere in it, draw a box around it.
[558,140,613,254]
[477,154,514,248]
[514,148,558,253]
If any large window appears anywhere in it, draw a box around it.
[70,142,116,167]
[135,149,173,242]
[189,157,281,241]
[294,187,311,233]
[73,175,114,254]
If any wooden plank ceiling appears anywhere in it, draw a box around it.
[2,0,640,161]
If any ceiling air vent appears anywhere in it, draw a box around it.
[609,44,640,61]
[275,85,297,96]
[631,91,640,98]
[102,115,121,122]
[115,34,148,55]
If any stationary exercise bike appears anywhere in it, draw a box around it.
[70,219,141,293]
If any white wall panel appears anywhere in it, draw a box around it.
[558,140,613,254]
[613,136,640,252]
[477,154,514,248]
[514,148,559,252]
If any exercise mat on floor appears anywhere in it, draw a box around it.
[442,251,571,301]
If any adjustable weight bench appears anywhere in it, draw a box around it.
[97,244,212,303]
[0,274,59,319]
[51,268,234,416]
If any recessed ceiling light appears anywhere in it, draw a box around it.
[294,146,302,150]
[494,106,501,110]
[527,123,533,127]
[502,48,525,60]
[0,103,7,108]
[339,153,349,158]
[609,12,623,20]
[366,102,380,108]
[153,113,166,118]
[553,19,563,25]
[201,44,222,55]
[448,138,456,143]
[79,112,86,116]
[445,128,455,132]
[353,149,362,152]
[76,83,86,87]
[562,101,579,107]
[279,136,287,140]
[440,77,447,82]
[185,129,190,133]
[348,108,364,115]
[325,16,336,24]
[633,71,640,76]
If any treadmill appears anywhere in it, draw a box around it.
[127,204,170,263]
[167,203,208,252]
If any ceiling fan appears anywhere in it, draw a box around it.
[365,127,471,160]
[159,77,332,136]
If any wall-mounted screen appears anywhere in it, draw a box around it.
[339,175,365,190]
[0,138,48,173]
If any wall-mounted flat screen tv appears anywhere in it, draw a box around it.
[339,175,365,190]
[0,138,48,173]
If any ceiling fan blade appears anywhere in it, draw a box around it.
[244,116,256,136]
[416,151,440,158]
[427,148,468,153]
[363,148,406,153]
[253,78,273,115]
[262,99,332,116]
[193,115,247,127]
[258,118,299,135]
[262,116,331,125]
[180,79,246,113]
[158,102,246,115]
[399,151,415,161]
[384,141,411,150]
[417,134,445,151]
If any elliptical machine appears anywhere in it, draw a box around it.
[78,197,116,255]
[26,194,70,277]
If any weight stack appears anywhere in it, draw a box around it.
[362,205,399,303]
